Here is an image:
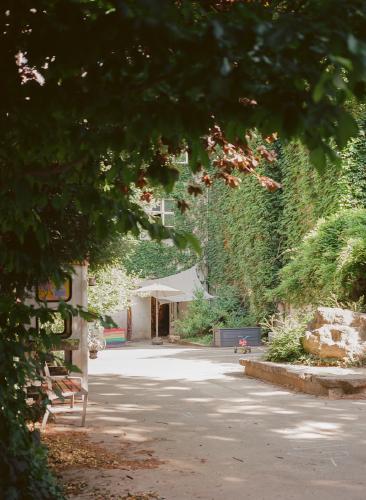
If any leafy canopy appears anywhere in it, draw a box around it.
[2,0,366,284]
[1,1,366,497]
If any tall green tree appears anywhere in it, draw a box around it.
[1,1,366,497]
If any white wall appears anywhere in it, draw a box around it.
[26,264,89,388]
[70,264,88,388]
[131,296,151,340]
[111,309,128,330]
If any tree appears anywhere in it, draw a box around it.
[1,1,366,497]
[88,265,137,315]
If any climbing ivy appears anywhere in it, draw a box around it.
[202,114,366,319]
[341,136,366,209]
[123,239,195,278]
[278,141,344,254]
[274,208,366,306]
[204,149,283,322]
[275,114,366,306]
[122,166,200,278]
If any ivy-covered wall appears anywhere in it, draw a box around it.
[278,141,344,254]
[203,117,366,321]
[205,158,282,321]
[123,239,195,278]
[122,166,200,279]
[120,114,366,317]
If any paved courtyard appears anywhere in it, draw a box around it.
[65,344,366,499]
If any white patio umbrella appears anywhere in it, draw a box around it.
[133,283,182,338]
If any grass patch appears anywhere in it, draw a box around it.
[183,334,213,346]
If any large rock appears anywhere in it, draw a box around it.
[303,307,366,360]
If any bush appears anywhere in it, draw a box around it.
[264,314,309,363]
[174,290,217,338]
[274,209,366,307]
[88,265,137,315]
[183,333,214,346]
[175,286,256,338]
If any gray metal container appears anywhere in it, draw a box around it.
[214,327,262,347]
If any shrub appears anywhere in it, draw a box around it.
[264,314,309,363]
[183,333,214,346]
[174,290,218,338]
[88,265,137,315]
[175,286,256,338]
[274,209,366,307]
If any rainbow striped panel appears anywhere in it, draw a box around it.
[103,328,127,348]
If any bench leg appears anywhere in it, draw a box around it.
[70,394,75,408]
[41,407,50,431]
[81,393,88,427]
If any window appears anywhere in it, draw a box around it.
[147,198,175,228]
[174,151,189,165]
[37,312,72,339]
[151,200,162,213]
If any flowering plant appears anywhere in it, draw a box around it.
[87,321,106,352]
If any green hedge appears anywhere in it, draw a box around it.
[205,157,283,322]
[203,116,366,318]
[274,209,366,306]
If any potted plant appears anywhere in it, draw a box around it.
[87,321,106,359]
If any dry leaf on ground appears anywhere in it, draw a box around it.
[43,431,162,471]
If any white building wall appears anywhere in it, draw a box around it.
[26,264,89,388]
[131,296,151,339]
[111,309,128,330]
[70,264,88,388]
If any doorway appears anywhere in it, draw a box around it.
[151,298,170,337]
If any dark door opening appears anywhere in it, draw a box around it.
[151,298,170,337]
[159,303,170,336]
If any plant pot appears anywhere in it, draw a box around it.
[89,350,98,359]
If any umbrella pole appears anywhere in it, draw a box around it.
[156,297,159,338]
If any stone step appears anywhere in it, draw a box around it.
[239,359,366,399]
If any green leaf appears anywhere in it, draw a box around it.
[184,233,202,255]
[172,232,188,249]
[309,146,326,172]
[330,55,353,71]
[348,34,359,54]
[312,72,328,103]
[336,110,359,149]
[189,140,210,171]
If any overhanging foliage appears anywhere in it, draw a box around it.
[1,1,366,497]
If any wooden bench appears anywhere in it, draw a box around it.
[41,363,88,430]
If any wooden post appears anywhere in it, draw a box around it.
[156,297,159,337]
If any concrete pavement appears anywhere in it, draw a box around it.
[63,343,366,499]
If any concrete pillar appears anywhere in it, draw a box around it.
[70,264,88,388]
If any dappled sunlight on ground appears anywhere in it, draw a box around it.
[53,344,366,499]
[89,346,239,381]
[274,420,343,440]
